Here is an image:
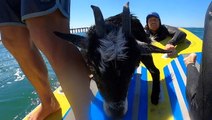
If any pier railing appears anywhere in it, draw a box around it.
[70,27,89,34]
[0,28,89,41]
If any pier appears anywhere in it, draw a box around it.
[70,27,89,34]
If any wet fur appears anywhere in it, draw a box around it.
[87,13,160,105]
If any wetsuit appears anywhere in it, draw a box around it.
[145,25,187,46]
[186,2,212,120]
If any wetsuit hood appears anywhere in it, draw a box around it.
[146,12,161,25]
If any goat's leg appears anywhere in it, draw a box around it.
[140,55,160,105]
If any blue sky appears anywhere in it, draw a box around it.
[70,0,211,28]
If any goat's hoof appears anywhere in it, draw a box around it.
[151,92,160,105]
[151,96,159,105]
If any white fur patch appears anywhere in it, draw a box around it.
[97,28,128,72]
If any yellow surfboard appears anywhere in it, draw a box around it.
[23,28,202,120]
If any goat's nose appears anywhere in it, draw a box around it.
[103,99,128,118]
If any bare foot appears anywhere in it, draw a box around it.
[184,53,197,66]
[28,97,60,120]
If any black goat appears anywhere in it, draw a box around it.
[55,2,170,118]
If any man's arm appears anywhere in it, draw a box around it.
[131,16,152,44]
[165,25,187,46]
[186,63,199,103]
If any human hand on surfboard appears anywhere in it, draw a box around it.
[165,43,177,57]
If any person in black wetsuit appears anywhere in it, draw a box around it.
[145,12,187,57]
[184,2,212,120]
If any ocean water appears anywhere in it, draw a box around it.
[0,28,204,120]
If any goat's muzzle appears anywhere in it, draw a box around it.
[103,98,128,118]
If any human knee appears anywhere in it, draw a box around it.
[25,12,69,51]
[1,26,30,48]
[0,27,19,48]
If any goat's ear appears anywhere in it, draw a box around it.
[54,31,88,49]
[136,40,172,55]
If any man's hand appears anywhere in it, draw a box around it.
[165,44,176,57]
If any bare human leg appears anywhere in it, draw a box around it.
[0,26,60,120]
[26,10,93,120]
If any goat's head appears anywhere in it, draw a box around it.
[55,2,170,118]
[87,3,140,118]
